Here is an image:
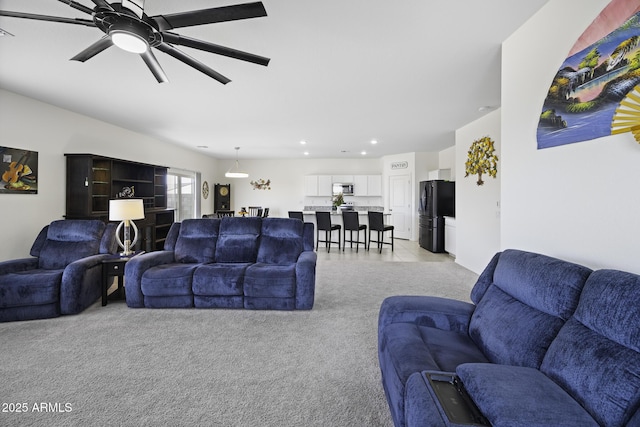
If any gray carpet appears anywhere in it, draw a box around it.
[0,259,477,427]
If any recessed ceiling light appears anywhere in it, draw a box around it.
[304,151,309,156]
[370,139,378,145]
[300,140,307,145]
[361,151,367,155]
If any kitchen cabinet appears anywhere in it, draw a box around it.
[444,216,456,257]
[304,175,332,196]
[367,175,382,196]
[65,154,174,252]
[331,175,353,184]
[353,175,382,196]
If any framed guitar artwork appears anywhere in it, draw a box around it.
[0,146,38,194]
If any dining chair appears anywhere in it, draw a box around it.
[262,207,270,217]
[315,211,341,253]
[288,211,304,221]
[216,210,234,218]
[342,211,367,252]
[367,211,394,253]
[248,206,261,216]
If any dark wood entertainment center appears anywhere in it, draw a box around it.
[65,154,174,252]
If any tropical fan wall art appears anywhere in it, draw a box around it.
[611,84,640,142]
[537,1,640,149]
[465,136,498,186]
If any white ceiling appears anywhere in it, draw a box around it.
[0,0,548,159]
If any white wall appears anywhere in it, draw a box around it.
[0,89,218,262]
[455,109,502,273]
[501,0,640,274]
[438,146,456,179]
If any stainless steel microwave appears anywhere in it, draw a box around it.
[333,183,354,195]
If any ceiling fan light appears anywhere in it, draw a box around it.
[111,30,148,53]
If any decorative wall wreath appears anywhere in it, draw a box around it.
[465,136,498,186]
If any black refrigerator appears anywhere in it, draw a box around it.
[419,180,455,253]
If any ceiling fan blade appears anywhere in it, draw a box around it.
[0,10,95,27]
[140,50,168,83]
[56,0,95,15]
[122,0,144,19]
[88,0,114,11]
[152,2,267,31]
[161,32,270,66]
[70,36,113,62]
[155,43,231,84]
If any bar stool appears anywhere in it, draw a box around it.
[342,211,367,252]
[315,211,341,253]
[288,211,304,221]
[368,211,394,253]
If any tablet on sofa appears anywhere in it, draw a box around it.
[426,373,491,427]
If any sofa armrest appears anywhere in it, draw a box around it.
[60,253,113,314]
[295,250,317,309]
[456,363,600,427]
[0,258,39,275]
[378,296,475,343]
[124,251,176,308]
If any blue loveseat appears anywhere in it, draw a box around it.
[378,249,640,427]
[125,217,316,310]
[0,219,117,322]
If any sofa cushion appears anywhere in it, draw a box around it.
[468,249,592,368]
[174,219,220,264]
[192,263,251,296]
[540,269,640,427]
[215,217,262,263]
[141,263,197,297]
[456,363,599,427]
[257,218,303,264]
[38,220,105,270]
[0,269,63,307]
[244,263,297,298]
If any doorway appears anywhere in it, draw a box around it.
[389,174,412,240]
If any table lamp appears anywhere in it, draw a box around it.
[109,199,145,256]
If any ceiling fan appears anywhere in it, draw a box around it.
[0,0,270,84]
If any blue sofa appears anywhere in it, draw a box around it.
[0,219,117,322]
[378,249,640,427]
[125,217,316,310]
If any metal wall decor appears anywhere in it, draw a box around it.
[250,178,271,190]
[465,136,498,186]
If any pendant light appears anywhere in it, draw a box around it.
[225,147,249,178]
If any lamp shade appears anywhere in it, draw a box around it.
[225,146,249,178]
[109,199,145,221]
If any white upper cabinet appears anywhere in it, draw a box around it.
[353,175,382,196]
[354,175,368,196]
[304,175,332,196]
[367,175,382,196]
[331,175,354,184]
[318,175,332,196]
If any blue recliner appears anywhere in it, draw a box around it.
[0,219,117,322]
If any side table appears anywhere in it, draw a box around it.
[102,253,141,306]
